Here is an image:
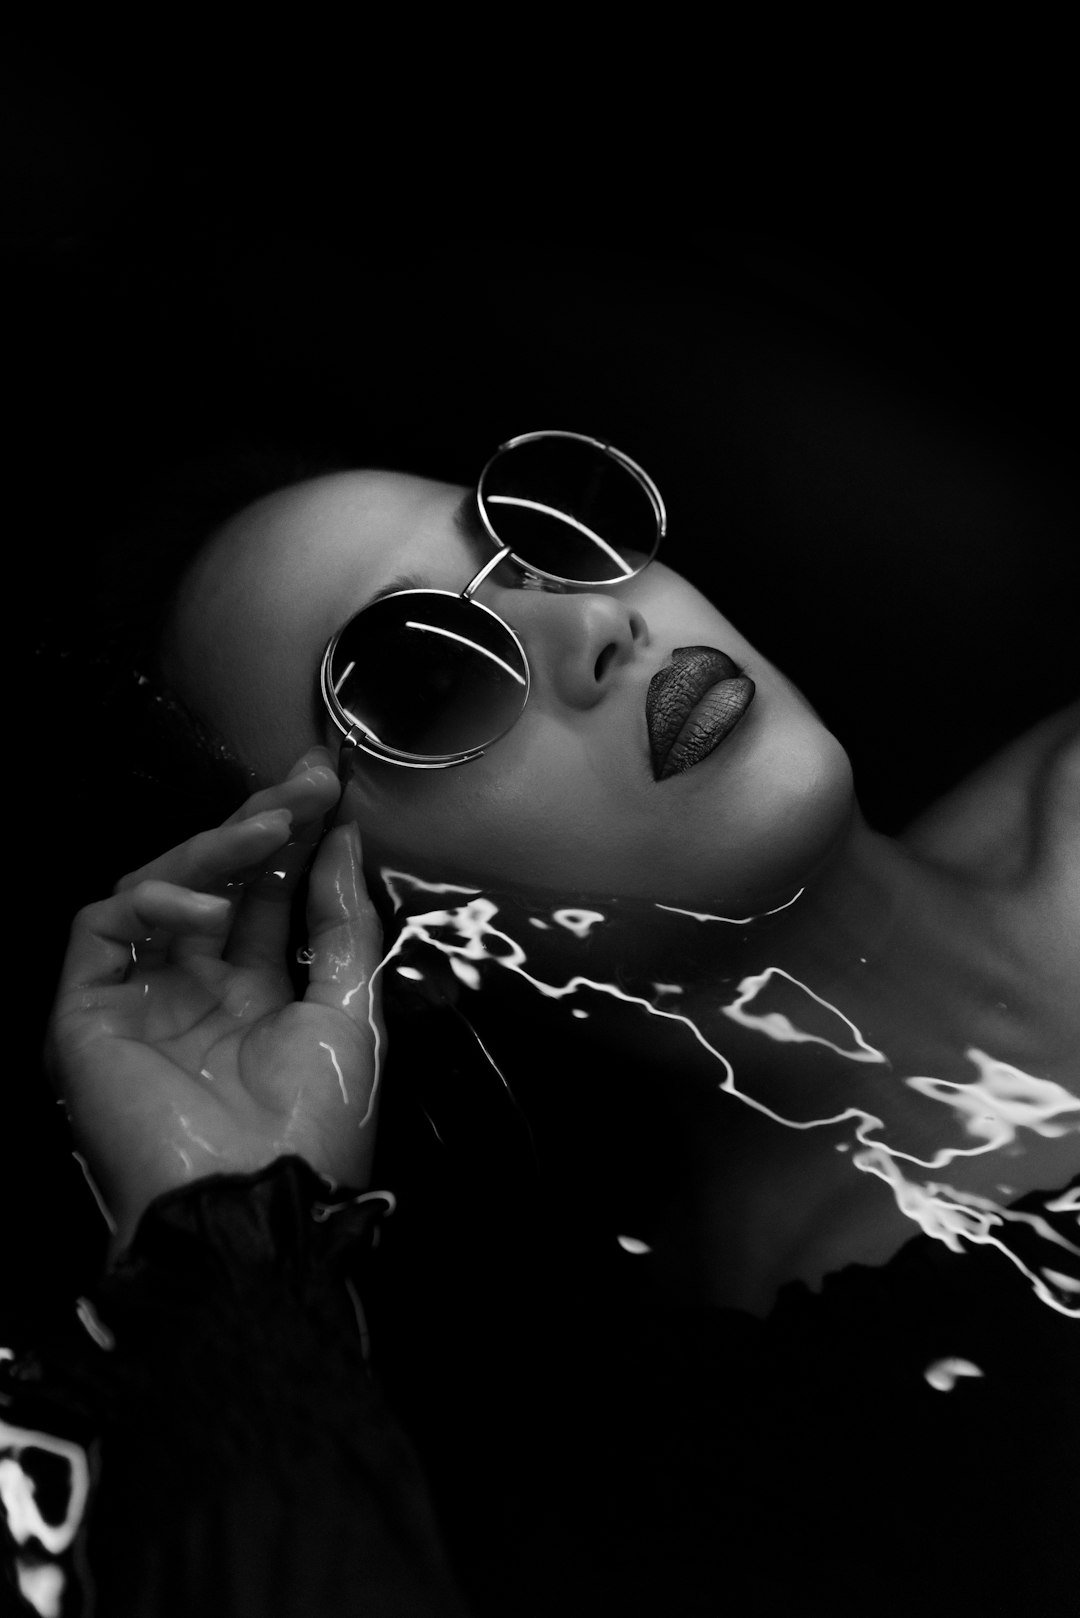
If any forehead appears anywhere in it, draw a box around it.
[168,468,464,778]
[212,468,461,607]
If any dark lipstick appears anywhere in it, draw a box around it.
[646,646,756,781]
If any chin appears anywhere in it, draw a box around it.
[702,725,855,913]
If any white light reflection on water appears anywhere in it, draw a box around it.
[319,1041,350,1105]
[552,909,607,941]
[907,1053,1080,1145]
[0,1418,90,1616]
[924,1357,984,1392]
[75,1296,115,1352]
[722,966,887,1062]
[656,889,805,924]
[16,1560,64,1616]
[1042,1268,1080,1294]
[71,1150,117,1234]
[372,870,1080,1317]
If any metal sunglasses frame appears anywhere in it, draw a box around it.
[320,430,667,770]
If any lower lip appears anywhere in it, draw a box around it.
[655,675,756,781]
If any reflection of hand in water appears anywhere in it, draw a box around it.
[46,747,385,1257]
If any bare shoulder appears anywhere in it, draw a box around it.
[901,700,1080,880]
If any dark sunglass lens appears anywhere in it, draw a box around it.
[480,435,659,583]
[329,595,528,757]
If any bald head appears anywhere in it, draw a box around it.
[162,468,468,782]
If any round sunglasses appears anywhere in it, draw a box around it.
[321,430,666,769]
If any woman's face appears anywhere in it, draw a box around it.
[166,469,855,910]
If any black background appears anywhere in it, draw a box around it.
[3,31,1076,1297]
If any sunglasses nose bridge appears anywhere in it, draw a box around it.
[461,545,514,602]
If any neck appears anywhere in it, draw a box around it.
[602,803,993,1090]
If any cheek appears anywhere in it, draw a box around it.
[340,631,854,909]
[627,567,745,648]
[702,723,855,907]
[347,727,623,891]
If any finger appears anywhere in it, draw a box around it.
[116,751,337,898]
[303,822,385,1029]
[222,811,329,974]
[61,881,234,993]
[224,749,340,838]
[209,759,342,975]
[115,810,296,896]
[303,824,386,1134]
[221,750,344,971]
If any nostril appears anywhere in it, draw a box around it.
[594,644,617,681]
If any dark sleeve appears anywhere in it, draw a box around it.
[0,1156,476,1618]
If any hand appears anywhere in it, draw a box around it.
[47,748,385,1255]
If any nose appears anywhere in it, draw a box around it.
[491,584,651,709]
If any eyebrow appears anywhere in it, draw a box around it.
[341,489,490,624]
[452,488,488,547]
[366,570,430,608]
[361,490,487,611]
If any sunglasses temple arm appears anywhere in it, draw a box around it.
[460,545,513,601]
[337,738,360,790]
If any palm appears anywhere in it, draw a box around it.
[66,964,373,1209]
[49,760,385,1250]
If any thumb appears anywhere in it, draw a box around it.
[305,821,385,1033]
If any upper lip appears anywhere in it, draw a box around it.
[645,646,746,777]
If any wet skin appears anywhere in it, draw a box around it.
[165,470,855,913]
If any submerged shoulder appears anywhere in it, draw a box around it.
[900,700,1080,882]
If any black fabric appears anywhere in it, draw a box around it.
[2,1159,1077,1617]
[382,1172,1080,1618]
[0,1158,474,1618]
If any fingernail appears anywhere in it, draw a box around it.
[188,891,233,916]
[288,746,333,780]
[246,808,293,835]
